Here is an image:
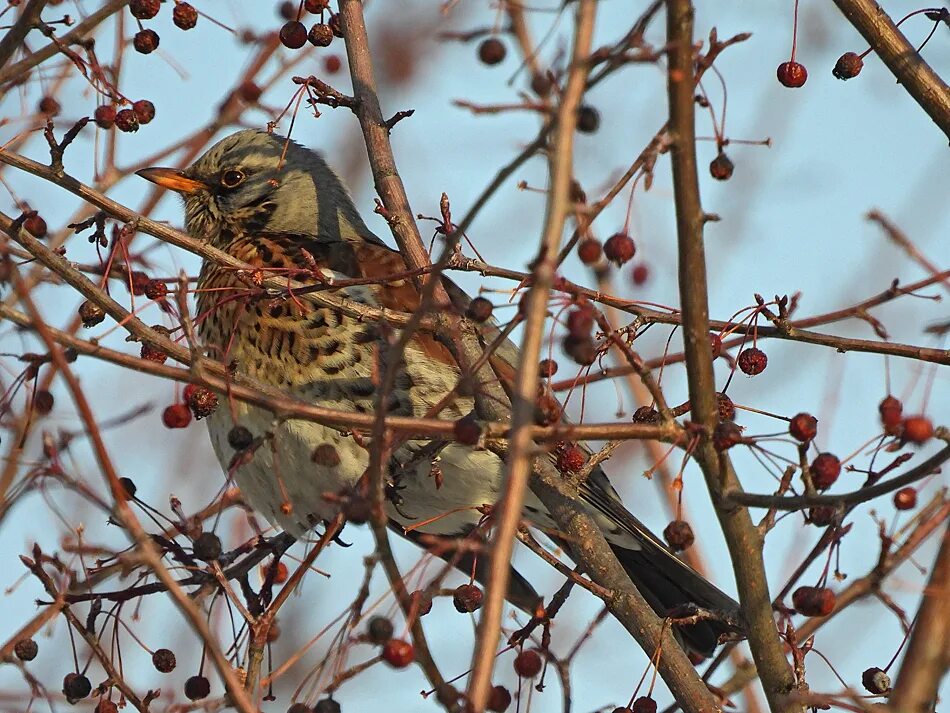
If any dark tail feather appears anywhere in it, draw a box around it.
[611,542,740,657]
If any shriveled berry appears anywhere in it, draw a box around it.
[833,52,863,80]
[792,585,835,616]
[631,263,649,285]
[453,414,481,446]
[381,639,414,668]
[737,347,767,376]
[184,675,211,700]
[114,108,140,133]
[193,531,222,561]
[576,105,600,133]
[305,0,330,11]
[24,212,47,238]
[901,415,933,445]
[327,13,343,37]
[133,29,160,54]
[314,698,341,713]
[279,21,308,49]
[80,300,106,326]
[132,99,155,124]
[453,583,483,613]
[94,105,116,128]
[63,673,92,703]
[566,307,595,338]
[663,520,694,551]
[152,648,176,673]
[487,685,512,712]
[466,296,493,322]
[140,342,167,364]
[129,0,160,19]
[172,2,198,30]
[861,667,891,695]
[893,487,917,510]
[14,638,38,661]
[709,151,734,180]
[186,385,218,419]
[713,421,743,451]
[119,477,137,498]
[777,61,807,88]
[557,443,587,473]
[879,395,903,434]
[577,238,602,265]
[308,23,333,47]
[539,358,558,378]
[632,696,658,713]
[513,649,543,678]
[367,615,394,644]
[709,333,723,358]
[478,37,506,65]
[633,406,659,423]
[563,335,597,365]
[38,96,60,116]
[410,590,432,617]
[716,392,736,421]
[810,453,841,490]
[228,425,254,450]
[808,506,837,526]
[128,271,150,295]
[603,232,636,266]
[789,413,818,442]
[95,700,119,713]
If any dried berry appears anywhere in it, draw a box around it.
[737,347,767,376]
[129,0,160,20]
[453,583,483,613]
[713,421,742,451]
[410,590,433,617]
[14,638,38,661]
[632,697,658,713]
[262,560,288,584]
[305,0,330,11]
[566,307,594,338]
[792,585,835,616]
[539,358,558,378]
[238,81,262,102]
[466,296,493,323]
[478,37,506,65]
[119,477,137,498]
[327,13,343,37]
[23,213,47,238]
[576,105,600,133]
[114,108,140,133]
[133,29,160,54]
[228,425,254,450]
[128,271,150,295]
[603,232,636,266]
[79,300,106,327]
[901,415,933,445]
[716,392,736,422]
[879,395,903,434]
[94,105,116,128]
[193,531,222,561]
[487,685,512,712]
[513,649,543,678]
[152,648,176,673]
[367,615,394,644]
[861,667,891,695]
[631,263,649,286]
[95,701,119,713]
[833,52,863,80]
[563,335,597,365]
[709,333,723,358]
[311,443,340,466]
[63,673,92,703]
[172,2,198,30]
[287,704,311,713]
[132,99,155,124]
[633,406,659,423]
[38,96,60,116]
[186,385,219,419]
[789,412,818,442]
[557,443,587,473]
[808,506,836,526]
[810,453,841,490]
[577,238,602,265]
[893,487,917,510]
[453,414,481,446]
[663,520,694,551]
[279,21,308,49]
[709,151,734,181]
[314,699,341,713]
[308,23,333,47]
[777,61,807,88]
[184,675,211,701]
[140,341,167,364]
[381,639,414,668]
[143,279,167,301]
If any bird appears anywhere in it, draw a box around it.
[137,129,740,656]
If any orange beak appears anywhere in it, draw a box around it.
[136,167,208,194]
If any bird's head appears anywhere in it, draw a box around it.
[137,129,371,247]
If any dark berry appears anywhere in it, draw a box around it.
[557,443,587,473]
[632,697,658,713]
[63,673,92,703]
[879,395,903,435]
[184,675,211,701]
[79,300,106,327]
[808,506,837,526]
[709,333,723,358]
[327,13,343,37]
[140,342,167,364]
[193,531,222,561]
[311,443,341,466]
[172,2,198,30]
[478,37,506,65]
[633,406,659,423]
[663,520,694,551]
[792,586,835,616]
[228,425,254,450]
[94,105,116,128]
[186,385,218,419]
[279,21,308,49]
[777,61,807,88]
[367,615,394,644]
[132,99,155,124]
[305,0,330,11]
[38,96,60,116]
[128,271,150,295]
[893,487,917,510]
[133,29,160,54]
[901,415,933,445]
[810,453,841,490]
[577,238,602,265]
[861,667,891,695]
[737,347,767,376]
[381,639,414,668]
[716,392,735,422]
[709,151,734,180]
[566,307,595,338]
[32,390,53,415]
[466,296,493,323]
[563,335,597,366]
[576,105,600,133]
[129,0,160,20]
[487,685,512,712]
[453,583,483,613]
[324,54,342,73]
[278,1,297,20]
[342,492,371,524]
[238,81,262,103]
[453,414,481,446]
[152,648,176,673]
[95,701,119,713]
[833,52,863,80]
[631,263,649,285]
[513,649,543,678]
[308,23,333,47]
[119,477,137,498]
[539,358,558,378]
[287,705,311,713]
[23,212,47,238]
[314,698,341,713]
[410,590,432,617]
[530,72,552,96]
[603,232,636,266]
[14,638,38,661]
[144,279,167,300]
[713,421,743,451]
[789,413,818,442]
[114,108,140,133]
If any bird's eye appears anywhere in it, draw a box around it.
[220,169,245,188]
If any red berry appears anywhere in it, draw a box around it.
[663,520,694,551]
[566,306,595,338]
[709,151,734,180]
[632,697,658,713]
[879,395,903,435]
[152,648,176,673]
[452,583,483,613]
[713,421,743,451]
[487,685,512,712]
[577,238,602,265]
[603,232,636,266]
[144,279,167,300]
[381,639,415,668]
[23,213,47,238]
[324,54,342,73]
[557,443,587,473]
[279,21,308,49]
[709,333,723,358]
[478,37,507,65]
[453,414,481,446]
[901,415,933,445]
[737,347,767,376]
[38,96,60,116]
[631,263,649,285]
[513,649,543,678]
[184,675,211,701]
[466,296,493,322]
[129,0,160,20]
[162,403,191,429]
[305,0,330,12]
[133,29,160,54]
[94,105,116,128]
[132,99,155,124]
[308,23,333,47]
[777,61,808,88]
[563,335,597,365]
[810,453,841,490]
[833,52,863,80]
[114,108,140,133]
[893,487,917,510]
[791,586,835,616]
[263,559,289,585]
[861,667,891,695]
[789,412,818,442]
[172,2,198,30]
[141,342,167,364]
[238,81,262,102]
[95,700,119,713]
